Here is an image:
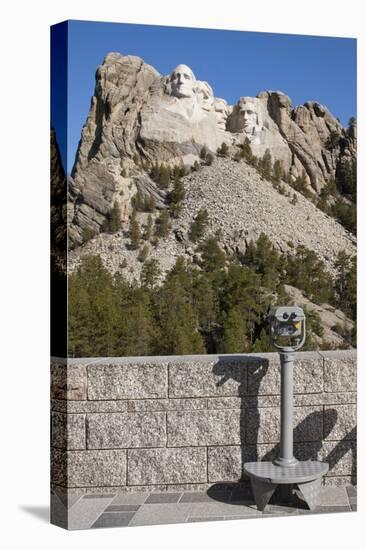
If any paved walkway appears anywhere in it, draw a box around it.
[51,485,357,530]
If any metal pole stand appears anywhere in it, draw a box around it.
[244,348,328,511]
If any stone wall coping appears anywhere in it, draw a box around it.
[51,350,356,367]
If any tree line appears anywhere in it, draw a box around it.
[68,233,356,357]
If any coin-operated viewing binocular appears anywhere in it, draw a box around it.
[268,306,306,351]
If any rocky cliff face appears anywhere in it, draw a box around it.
[68,156,355,279]
[68,53,356,248]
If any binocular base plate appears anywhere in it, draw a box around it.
[244,461,329,511]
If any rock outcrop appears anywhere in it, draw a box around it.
[68,53,356,247]
[68,156,356,280]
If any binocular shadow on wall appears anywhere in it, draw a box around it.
[209,355,356,501]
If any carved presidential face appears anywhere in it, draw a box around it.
[196,81,214,111]
[169,64,196,98]
[239,100,259,134]
[214,98,230,128]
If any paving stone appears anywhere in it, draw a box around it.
[51,363,87,400]
[83,494,113,499]
[188,501,259,517]
[88,362,168,400]
[208,446,242,482]
[50,491,67,529]
[92,511,135,528]
[346,485,357,499]
[110,493,149,505]
[129,503,192,526]
[320,486,349,506]
[308,505,351,514]
[322,351,357,393]
[224,515,259,520]
[230,487,253,503]
[105,504,140,512]
[86,412,166,448]
[51,413,86,450]
[167,409,241,446]
[324,405,356,441]
[168,357,254,397]
[128,447,207,485]
[52,450,127,487]
[262,504,299,514]
[68,496,114,529]
[180,491,229,503]
[145,493,182,504]
[53,487,84,509]
[128,398,207,411]
[189,516,225,522]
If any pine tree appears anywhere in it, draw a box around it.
[259,148,272,180]
[219,307,249,353]
[102,202,122,233]
[170,176,185,218]
[157,276,205,355]
[144,214,154,241]
[157,164,171,189]
[243,233,282,290]
[217,142,229,157]
[140,259,161,289]
[68,255,117,356]
[273,159,283,182]
[129,209,141,249]
[200,146,208,160]
[198,236,226,272]
[189,209,209,242]
[242,137,253,162]
[252,328,272,352]
[138,244,149,263]
[155,209,171,238]
[206,153,214,165]
[285,245,334,304]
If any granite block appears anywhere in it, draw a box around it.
[51,362,87,400]
[88,362,168,400]
[167,409,241,446]
[51,413,86,450]
[87,412,166,448]
[128,448,207,485]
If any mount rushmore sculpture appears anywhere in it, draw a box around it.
[68,53,356,247]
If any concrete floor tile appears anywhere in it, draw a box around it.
[68,496,114,530]
[346,485,357,499]
[105,504,140,512]
[180,492,228,503]
[320,486,349,506]
[188,501,259,517]
[129,503,192,526]
[145,493,182,504]
[111,492,149,505]
[92,512,135,528]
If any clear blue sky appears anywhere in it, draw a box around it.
[51,20,356,173]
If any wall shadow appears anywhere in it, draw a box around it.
[207,355,356,505]
[208,354,269,504]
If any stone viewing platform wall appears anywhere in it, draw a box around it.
[51,351,356,494]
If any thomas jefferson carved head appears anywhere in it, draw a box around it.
[169,64,196,98]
